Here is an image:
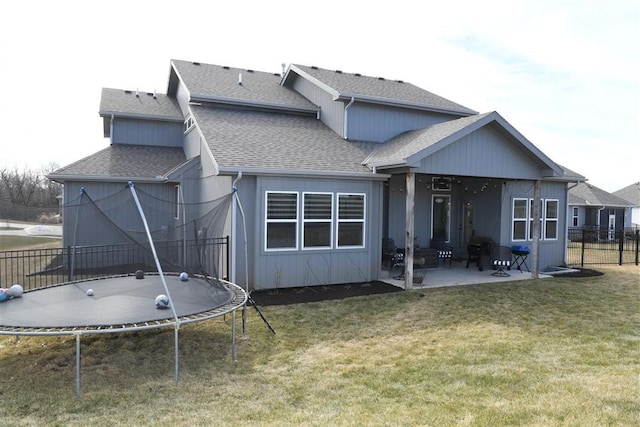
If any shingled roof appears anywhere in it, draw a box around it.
[569,182,632,207]
[99,88,182,121]
[191,106,379,175]
[170,60,317,112]
[48,145,187,182]
[287,64,477,115]
[613,182,640,205]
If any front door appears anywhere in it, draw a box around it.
[432,194,451,242]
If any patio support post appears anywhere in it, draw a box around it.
[405,172,415,289]
[531,180,541,278]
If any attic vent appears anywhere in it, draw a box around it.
[192,62,200,66]
[335,70,342,74]
[377,77,385,81]
[354,73,361,77]
[222,66,230,69]
[311,66,318,69]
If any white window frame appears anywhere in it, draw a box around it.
[302,192,333,250]
[265,191,299,252]
[544,199,559,240]
[572,207,579,227]
[512,197,559,241]
[173,184,180,220]
[336,193,366,249]
[183,115,195,133]
[512,198,529,241]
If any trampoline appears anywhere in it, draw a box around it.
[0,273,247,399]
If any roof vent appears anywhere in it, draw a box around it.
[354,73,361,77]
[135,88,139,97]
[222,66,230,70]
[247,69,254,73]
[238,72,243,85]
[377,77,385,81]
[311,66,318,69]
[396,80,404,84]
[192,62,200,66]
[124,90,132,94]
[335,70,342,74]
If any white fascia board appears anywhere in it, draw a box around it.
[46,174,168,184]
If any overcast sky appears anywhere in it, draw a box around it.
[1,0,637,192]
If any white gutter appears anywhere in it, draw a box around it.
[343,96,355,139]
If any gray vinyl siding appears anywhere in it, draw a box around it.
[240,176,383,290]
[291,76,344,137]
[499,180,568,268]
[347,104,462,143]
[417,125,543,179]
[111,118,183,147]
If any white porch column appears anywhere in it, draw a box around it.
[405,172,415,289]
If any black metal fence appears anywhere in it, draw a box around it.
[0,237,229,291]
[567,227,639,266]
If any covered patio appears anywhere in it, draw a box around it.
[380,258,550,289]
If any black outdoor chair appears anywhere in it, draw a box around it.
[382,238,404,271]
[430,238,453,267]
[491,245,513,277]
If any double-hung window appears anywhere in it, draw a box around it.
[337,193,365,248]
[512,197,559,241]
[265,192,298,250]
[265,191,365,251]
[303,192,333,249]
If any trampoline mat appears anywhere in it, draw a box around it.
[0,275,235,328]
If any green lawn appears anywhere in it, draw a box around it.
[0,265,638,426]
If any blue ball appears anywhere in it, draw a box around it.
[155,294,169,308]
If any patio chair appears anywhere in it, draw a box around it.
[430,238,453,267]
[491,245,512,277]
[382,238,404,271]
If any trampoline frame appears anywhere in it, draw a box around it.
[0,275,247,399]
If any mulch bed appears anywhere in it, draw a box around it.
[556,267,604,278]
[250,281,402,306]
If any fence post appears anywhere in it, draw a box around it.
[636,229,640,265]
[67,246,72,282]
[618,229,624,266]
[580,228,585,267]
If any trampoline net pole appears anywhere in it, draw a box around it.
[175,326,180,384]
[128,181,180,324]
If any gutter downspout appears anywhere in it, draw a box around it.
[343,97,355,139]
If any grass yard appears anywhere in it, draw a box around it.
[0,235,61,251]
[0,265,638,426]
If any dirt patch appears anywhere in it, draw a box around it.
[250,281,402,306]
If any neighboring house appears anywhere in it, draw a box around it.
[568,181,633,240]
[49,60,581,290]
[613,182,640,228]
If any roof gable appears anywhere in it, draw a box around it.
[365,111,563,178]
[285,64,477,116]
